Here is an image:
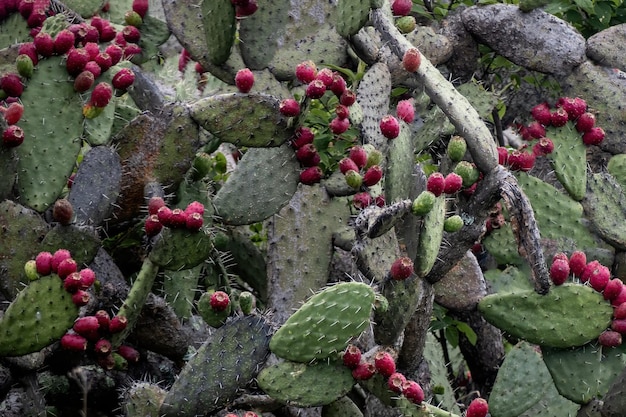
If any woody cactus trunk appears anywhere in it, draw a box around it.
[1,0,626,416]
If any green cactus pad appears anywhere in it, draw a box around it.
[582,172,626,251]
[385,121,416,203]
[334,0,371,37]
[136,15,171,64]
[201,0,236,65]
[483,264,534,294]
[322,395,364,417]
[160,315,271,416]
[478,283,613,348]
[213,144,300,225]
[543,342,626,404]
[149,227,212,271]
[517,381,580,417]
[0,275,79,357]
[123,381,167,417]
[190,92,291,147]
[61,0,104,18]
[16,55,84,212]
[257,360,354,407]
[83,96,116,146]
[41,225,101,268]
[269,282,375,362]
[489,342,553,417]
[415,194,445,277]
[608,154,626,190]
[0,13,31,47]
[356,62,392,154]
[162,264,202,319]
[374,277,421,346]
[546,125,587,201]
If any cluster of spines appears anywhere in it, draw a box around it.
[144,196,206,236]
[548,250,626,347]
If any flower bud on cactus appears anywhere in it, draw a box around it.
[402,48,421,72]
[238,291,255,315]
[342,344,362,369]
[390,257,413,280]
[235,68,254,93]
[387,372,406,393]
[466,398,489,417]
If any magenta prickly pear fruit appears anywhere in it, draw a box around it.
[295,60,317,84]
[73,316,100,339]
[582,127,605,146]
[508,150,535,172]
[90,82,113,108]
[132,0,149,18]
[402,380,424,404]
[612,319,626,334]
[589,264,611,292]
[112,68,135,90]
[105,44,123,65]
[335,104,350,120]
[305,79,326,99]
[387,372,406,393]
[349,146,368,169]
[35,252,53,276]
[279,98,300,117]
[94,52,112,72]
[157,206,173,226]
[443,172,463,194]
[550,107,569,127]
[79,268,96,289]
[402,48,421,72]
[2,125,24,147]
[74,70,95,93]
[72,290,90,307]
[497,147,509,165]
[33,32,54,57]
[109,315,128,333]
[363,165,383,187]
[168,208,188,228]
[575,112,595,133]
[61,333,88,351]
[3,102,24,125]
[351,362,376,380]
[330,74,347,97]
[0,73,23,97]
[185,212,203,231]
[315,68,334,86]
[390,257,413,280]
[569,251,587,277]
[340,90,357,106]
[299,166,323,185]
[613,286,626,307]
[94,310,111,329]
[391,0,412,15]
[117,344,140,363]
[549,258,570,285]
[66,48,90,76]
[353,192,373,209]
[210,290,230,312]
[122,25,141,43]
[615,303,626,320]
[581,260,601,283]
[604,278,623,301]
[532,137,554,156]
[51,249,72,273]
[342,344,362,369]
[82,61,101,78]
[148,196,166,215]
[235,68,254,93]
[374,351,396,378]
[598,330,622,347]
[466,398,489,417]
[426,172,445,197]
[144,215,162,237]
[559,96,587,120]
[380,115,400,139]
[531,102,552,126]
[329,116,350,134]
[296,143,320,167]
[94,338,112,355]
[339,157,359,175]
[18,0,34,18]
[57,258,78,279]
[396,99,415,123]
[54,29,75,55]
[291,126,315,148]
[64,272,82,293]
[526,121,546,139]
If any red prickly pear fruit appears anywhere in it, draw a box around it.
[291,126,314,148]
[94,52,112,72]
[531,102,552,126]
[387,372,407,393]
[83,42,99,60]
[363,165,383,187]
[335,104,350,120]
[315,68,334,86]
[582,127,605,146]
[296,143,319,166]
[402,380,425,404]
[396,99,415,123]
[53,29,75,55]
[380,115,400,139]
[109,315,128,333]
[569,251,587,277]
[18,0,34,18]
[560,96,587,120]
[339,157,359,175]
[66,48,90,76]
[64,272,82,293]
[295,60,317,84]
[117,344,140,363]
[94,338,112,355]
[527,121,546,139]
[426,172,445,197]
[581,260,601,283]
[466,398,489,417]
[612,286,626,307]
[550,107,569,127]
[342,344,362,369]
[73,71,95,93]
[35,251,53,276]
[589,264,611,292]
[79,268,96,289]
[73,316,100,338]
[57,257,78,279]
[61,333,88,351]
[210,290,230,312]
[329,116,350,135]
[575,112,595,133]
[353,192,373,209]
[497,146,509,165]
[123,43,142,58]
[390,257,414,280]
[351,362,376,380]
[145,214,162,236]
[94,310,111,329]
[402,48,421,72]
[112,68,135,90]
[392,0,412,15]
[279,98,300,117]
[132,0,149,18]
[51,249,72,272]
[612,319,626,334]
[615,302,626,320]
[26,8,46,27]
[169,208,188,228]
[53,198,73,225]
[604,278,623,301]
[305,79,326,99]
[72,290,91,306]
[185,212,203,231]
[349,146,368,168]
[236,0,258,18]
[443,172,463,195]
[549,258,570,285]
[374,351,396,377]
[235,68,254,93]
[185,201,205,216]
[598,330,622,347]
[330,74,347,97]
[90,82,113,108]
[33,32,54,57]
[3,102,24,125]
[122,25,141,43]
[532,137,555,156]
[0,73,23,98]
[375,195,386,207]
[340,90,357,106]
[299,166,323,185]
[2,125,24,147]
[157,206,173,224]
[508,150,535,172]
[105,44,123,65]
[115,31,128,48]
[148,196,165,215]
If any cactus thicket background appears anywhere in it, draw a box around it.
[0,0,625,416]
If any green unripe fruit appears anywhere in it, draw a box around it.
[363,144,383,169]
[454,161,480,187]
[24,260,39,281]
[238,291,255,315]
[191,152,213,181]
[447,136,467,162]
[125,10,143,27]
[395,16,417,33]
[344,170,363,189]
[443,215,464,232]
[374,293,389,313]
[411,191,436,216]
[16,54,34,78]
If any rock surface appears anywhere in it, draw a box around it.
[586,23,626,71]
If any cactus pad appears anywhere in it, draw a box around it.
[269,282,375,362]
[200,0,236,65]
[415,194,446,277]
[149,228,213,271]
[546,125,587,201]
[582,172,626,251]
[0,275,79,357]
[322,396,364,417]
[608,154,626,190]
[479,283,613,348]
[257,360,354,407]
